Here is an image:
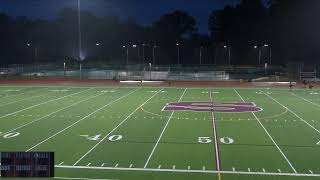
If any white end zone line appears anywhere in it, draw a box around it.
[263,91,320,135]
[25,88,140,152]
[0,88,93,119]
[233,89,297,173]
[55,165,320,177]
[73,88,165,166]
[1,88,114,136]
[144,88,187,168]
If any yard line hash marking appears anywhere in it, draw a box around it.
[143,88,187,168]
[0,88,93,119]
[73,88,165,166]
[26,88,140,152]
[234,89,297,174]
[291,93,320,108]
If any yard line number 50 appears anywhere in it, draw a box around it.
[198,137,234,144]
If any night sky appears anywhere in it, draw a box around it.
[0,0,238,34]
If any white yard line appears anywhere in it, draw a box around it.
[25,88,140,152]
[233,89,297,173]
[143,88,187,168]
[0,90,53,107]
[0,88,93,119]
[1,90,109,136]
[55,165,320,177]
[209,90,221,171]
[291,92,320,108]
[263,92,320,135]
[73,88,164,166]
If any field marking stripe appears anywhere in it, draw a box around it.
[263,92,320,135]
[209,90,221,172]
[234,89,297,173]
[55,165,320,177]
[54,177,119,180]
[0,87,32,99]
[73,88,164,166]
[291,93,320,108]
[143,88,187,168]
[1,88,114,136]
[25,88,140,152]
[0,88,93,119]
[0,89,54,107]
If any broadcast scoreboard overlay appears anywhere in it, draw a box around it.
[0,85,320,180]
[0,152,54,177]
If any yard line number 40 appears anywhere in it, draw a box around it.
[80,134,122,142]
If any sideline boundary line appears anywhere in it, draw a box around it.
[234,89,297,173]
[55,165,320,177]
[144,88,187,168]
[25,88,140,152]
[54,177,119,180]
[73,88,165,166]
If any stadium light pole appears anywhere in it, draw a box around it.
[142,44,146,64]
[123,45,129,65]
[224,45,231,66]
[63,62,66,77]
[149,62,152,80]
[152,45,157,65]
[176,43,180,65]
[254,45,261,66]
[199,46,203,65]
[26,43,38,63]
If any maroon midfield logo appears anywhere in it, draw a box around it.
[162,102,262,113]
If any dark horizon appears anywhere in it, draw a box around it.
[0,0,239,34]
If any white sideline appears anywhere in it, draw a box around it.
[291,93,320,108]
[73,88,165,166]
[25,88,140,152]
[263,92,320,135]
[55,165,320,177]
[233,89,297,173]
[144,88,187,168]
[0,87,30,99]
[0,88,93,119]
[1,88,111,136]
[54,177,119,180]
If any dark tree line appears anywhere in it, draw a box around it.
[0,0,320,66]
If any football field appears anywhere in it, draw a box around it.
[0,85,320,180]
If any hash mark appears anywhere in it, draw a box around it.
[278,169,282,173]
[202,166,206,170]
[232,167,235,172]
[188,166,190,170]
[173,165,176,169]
[115,163,119,167]
[59,162,64,165]
[158,165,161,169]
[262,168,266,172]
[101,163,105,167]
[248,168,251,172]
[309,170,314,174]
[129,164,133,168]
[86,163,91,166]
